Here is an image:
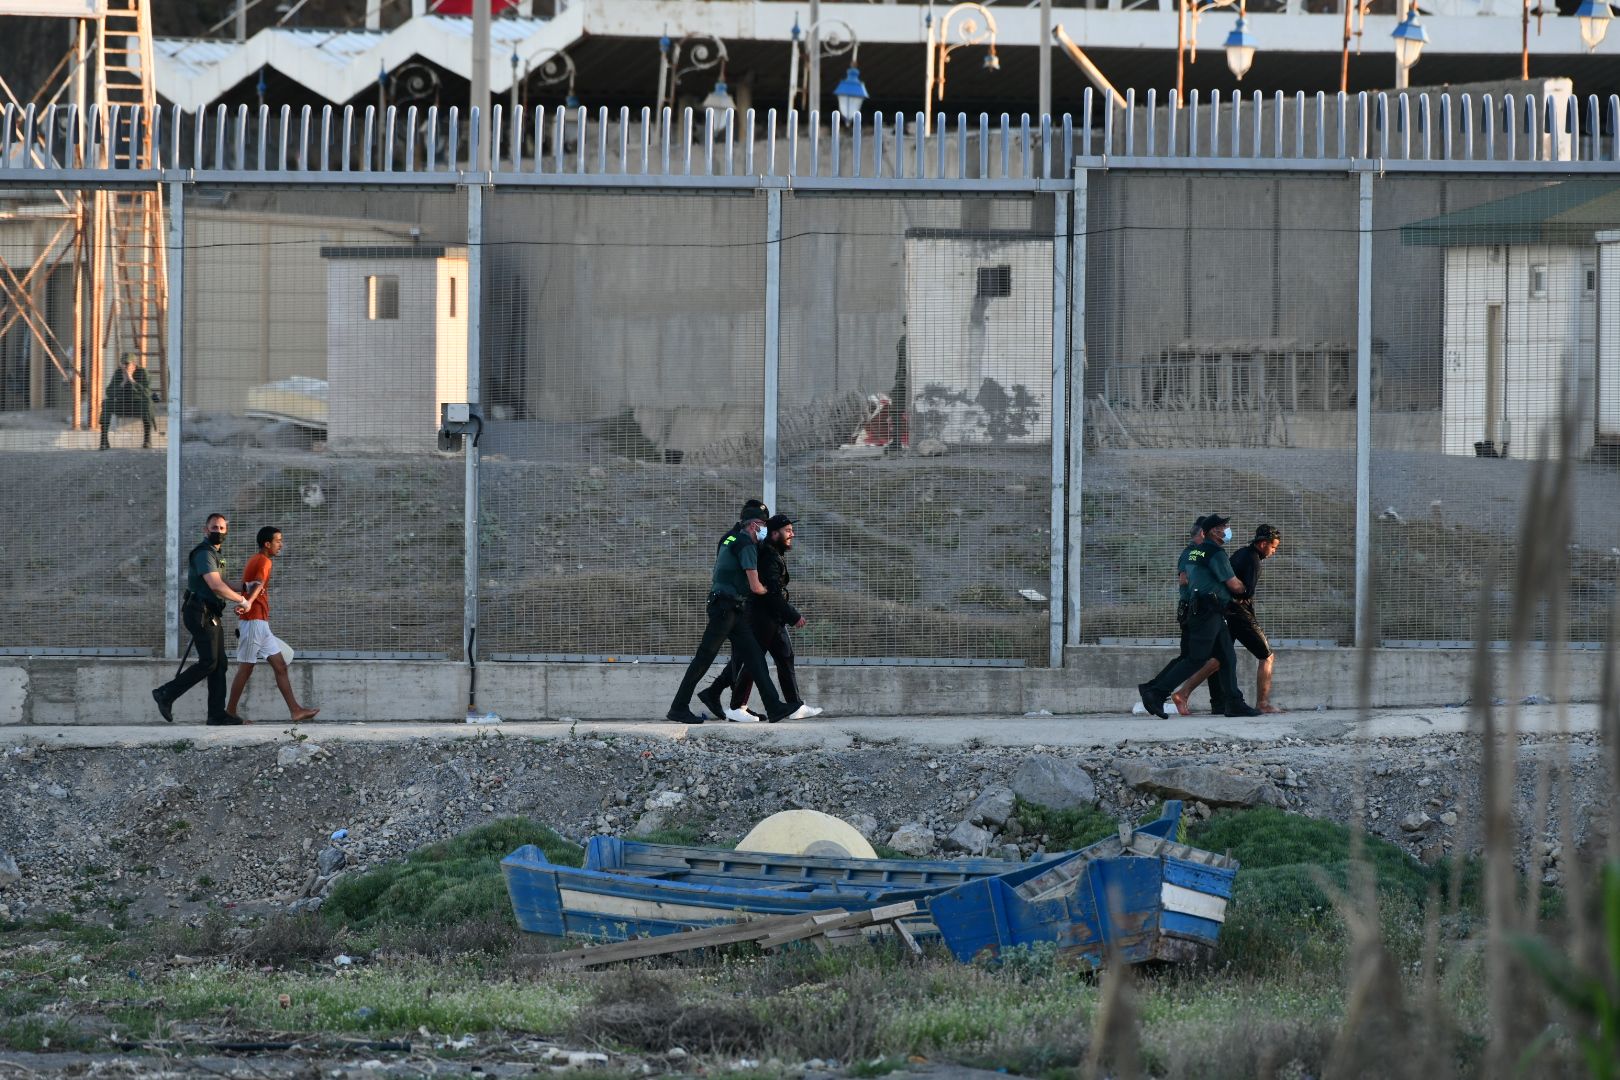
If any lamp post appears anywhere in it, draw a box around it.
[1575,0,1612,50]
[526,47,579,107]
[657,32,731,123]
[788,16,866,120]
[1391,0,1427,90]
[923,2,1000,135]
[1223,1,1257,80]
[1176,0,1236,99]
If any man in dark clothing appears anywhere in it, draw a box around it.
[100,353,157,449]
[699,514,823,722]
[1137,514,1260,720]
[1177,524,1284,713]
[1167,516,1225,716]
[666,500,810,725]
[152,514,251,725]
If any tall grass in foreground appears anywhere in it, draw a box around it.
[1080,408,1619,1080]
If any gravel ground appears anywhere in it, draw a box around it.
[0,724,1607,924]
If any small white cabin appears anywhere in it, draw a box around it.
[902,229,1054,447]
[321,244,468,452]
[1403,183,1620,461]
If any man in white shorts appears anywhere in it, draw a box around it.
[227,526,319,723]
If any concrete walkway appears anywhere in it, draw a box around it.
[0,703,1597,751]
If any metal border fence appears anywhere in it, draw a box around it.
[3,95,1618,667]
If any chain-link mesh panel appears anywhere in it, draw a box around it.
[178,187,468,658]
[0,186,167,651]
[1081,172,1360,645]
[776,193,1054,664]
[478,191,766,658]
[1373,175,1620,645]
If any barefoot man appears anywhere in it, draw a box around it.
[227,526,319,724]
[1173,523,1283,715]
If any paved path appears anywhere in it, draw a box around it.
[0,703,1597,751]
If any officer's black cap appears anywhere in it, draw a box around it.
[766,514,794,531]
[739,498,770,521]
[1203,514,1231,530]
[1254,523,1282,542]
[1193,515,1213,532]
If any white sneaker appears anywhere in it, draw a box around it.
[724,705,762,723]
[784,704,820,721]
[1131,701,1149,715]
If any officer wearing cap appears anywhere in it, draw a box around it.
[666,499,802,725]
[698,513,821,722]
[1175,524,1284,713]
[1138,514,1259,719]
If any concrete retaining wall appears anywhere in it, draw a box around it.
[0,646,1602,726]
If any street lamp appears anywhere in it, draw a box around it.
[1223,2,1257,80]
[1176,0,1237,99]
[924,2,1000,135]
[657,32,731,123]
[526,47,579,108]
[1390,2,1427,88]
[1575,0,1611,51]
[788,16,866,120]
[833,67,870,122]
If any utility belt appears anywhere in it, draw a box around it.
[708,591,747,609]
[1188,592,1226,617]
[181,590,224,616]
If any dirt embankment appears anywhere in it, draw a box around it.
[1,727,1606,924]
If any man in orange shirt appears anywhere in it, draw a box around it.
[226,526,319,723]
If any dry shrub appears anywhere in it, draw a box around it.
[236,912,347,967]
[1151,1016,1335,1080]
[569,968,768,1057]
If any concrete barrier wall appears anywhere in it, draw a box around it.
[0,646,1604,726]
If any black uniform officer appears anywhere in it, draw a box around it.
[1138,515,1259,720]
[666,500,797,725]
[152,514,249,725]
[698,513,813,719]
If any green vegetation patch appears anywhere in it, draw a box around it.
[324,818,582,932]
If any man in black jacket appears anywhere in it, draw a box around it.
[698,514,823,722]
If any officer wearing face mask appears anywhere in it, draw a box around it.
[151,513,251,725]
[666,500,801,725]
[1137,514,1260,720]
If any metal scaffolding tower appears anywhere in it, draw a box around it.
[0,0,168,428]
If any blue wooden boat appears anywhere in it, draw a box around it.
[927,801,1239,967]
[501,802,1236,965]
[502,839,1053,941]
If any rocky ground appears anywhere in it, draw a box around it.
[1,724,1606,923]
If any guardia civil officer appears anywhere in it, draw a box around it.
[697,514,822,722]
[1174,523,1283,713]
[1137,515,1259,720]
[152,514,250,725]
[666,500,810,725]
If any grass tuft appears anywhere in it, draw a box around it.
[323,817,581,933]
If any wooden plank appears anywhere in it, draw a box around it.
[532,910,840,970]
[758,900,920,951]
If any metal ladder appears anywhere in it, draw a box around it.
[96,0,169,398]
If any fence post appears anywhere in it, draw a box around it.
[164,179,185,660]
[1066,167,1089,649]
[762,187,783,512]
[464,182,483,666]
[1048,188,1069,668]
[1354,169,1373,647]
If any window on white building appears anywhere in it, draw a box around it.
[976,265,1012,298]
[1586,266,1597,294]
[1529,264,1547,299]
[367,275,400,320]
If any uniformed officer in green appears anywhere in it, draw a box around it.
[666,499,801,725]
[152,513,250,725]
[1138,514,1258,719]
[99,353,158,449]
